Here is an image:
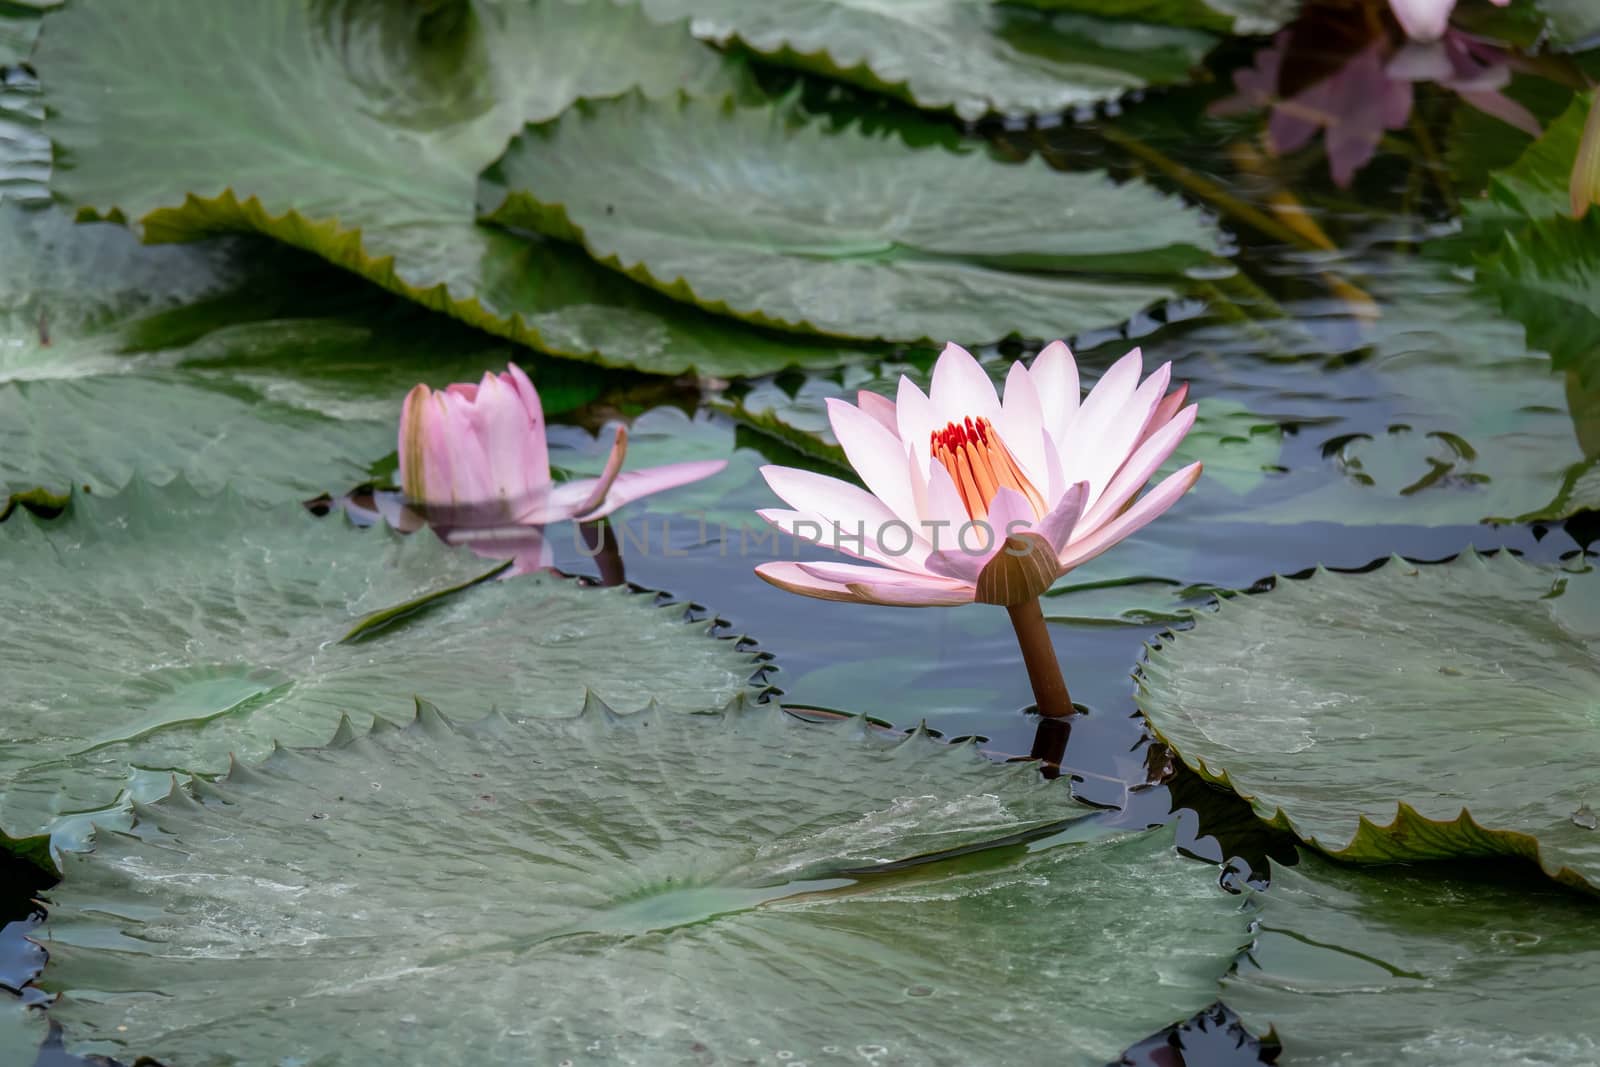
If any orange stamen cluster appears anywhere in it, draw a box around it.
[931,417,1046,521]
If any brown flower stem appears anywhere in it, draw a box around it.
[1005,598,1075,719]
[578,519,626,588]
[1028,717,1071,781]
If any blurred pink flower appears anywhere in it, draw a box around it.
[1211,28,1537,187]
[1390,0,1508,43]
[398,363,725,570]
[754,342,1200,609]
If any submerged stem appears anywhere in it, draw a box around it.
[579,519,626,588]
[1005,598,1074,719]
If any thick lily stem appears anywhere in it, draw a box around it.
[1005,598,1074,719]
[578,519,626,588]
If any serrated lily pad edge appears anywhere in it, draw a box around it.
[481,91,1207,344]
[1134,552,1598,896]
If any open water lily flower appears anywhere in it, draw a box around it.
[754,342,1200,610]
[754,342,1199,719]
[400,362,726,530]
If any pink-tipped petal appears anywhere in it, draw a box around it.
[1457,90,1542,138]
[1389,0,1456,42]
[895,375,938,475]
[437,390,496,511]
[574,459,727,522]
[762,464,929,555]
[504,362,550,487]
[844,577,977,607]
[1143,383,1190,446]
[755,561,866,604]
[1386,41,1453,82]
[1076,358,1168,505]
[470,370,543,507]
[1078,404,1199,533]
[1028,340,1081,446]
[924,485,1031,583]
[998,360,1050,491]
[793,560,975,607]
[569,425,628,517]
[1057,462,1203,573]
[757,508,931,573]
[1267,109,1321,156]
[1063,349,1143,483]
[922,460,974,534]
[929,342,1001,429]
[827,397,921,528]
[1034,480,1091,555]
[445,524,553,576]
[857,389,900,436]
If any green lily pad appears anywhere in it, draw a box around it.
[637,0,1215,120]
[37,702,1249,1066]
[0,995,44,1065]
[1479,213,1600,381]
[1132,259,1592,526]
[1001,0,1296,34]
[37,0,866,376]
[1452,93,1592,255]
[1227,851,1600,1064]
[481,92,1223,344]
[0,480,761,853]
[0,1,53,67]
[0,203,607,503]
[1138,552,1600,893]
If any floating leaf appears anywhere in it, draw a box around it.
[1138,552,1600,893]
[1003,0,1297,33]
[37,0,866,375]
[1227,851,1600,1064]
[1478,213,1600,382]
[0,204,610,503]
[0,1,53,67]
[1118,257,1592,525]
[638,0,1215,120]
[0,995,44,1065]
[37,703,1248,1066]
[482,93,1223,344]
[0,480,761,852]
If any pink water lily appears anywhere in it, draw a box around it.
[754,343,1200,717]
[399,362,725,569]
[1390,0,1508,43]
[1212,27,1537,187]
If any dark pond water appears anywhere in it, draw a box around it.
[4,8,1599,1066]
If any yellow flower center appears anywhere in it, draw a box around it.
[930,417,1045,522]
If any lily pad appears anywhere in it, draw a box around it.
[0,995,44,1065]
[0,1,52,68]
[1479,213,1600,382]
[637,0,1215,120]
[1138,552,1600,892]
[1227,851,1600,1064]
[1003,0,1297,34]
[0,203,608,503]
[481,92,1223,344]
[36,702,1249,1066]
[37,0,866,375]
[0,480,761,853]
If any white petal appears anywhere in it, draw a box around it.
[929,342,1001,429]
[827,397,922,529]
